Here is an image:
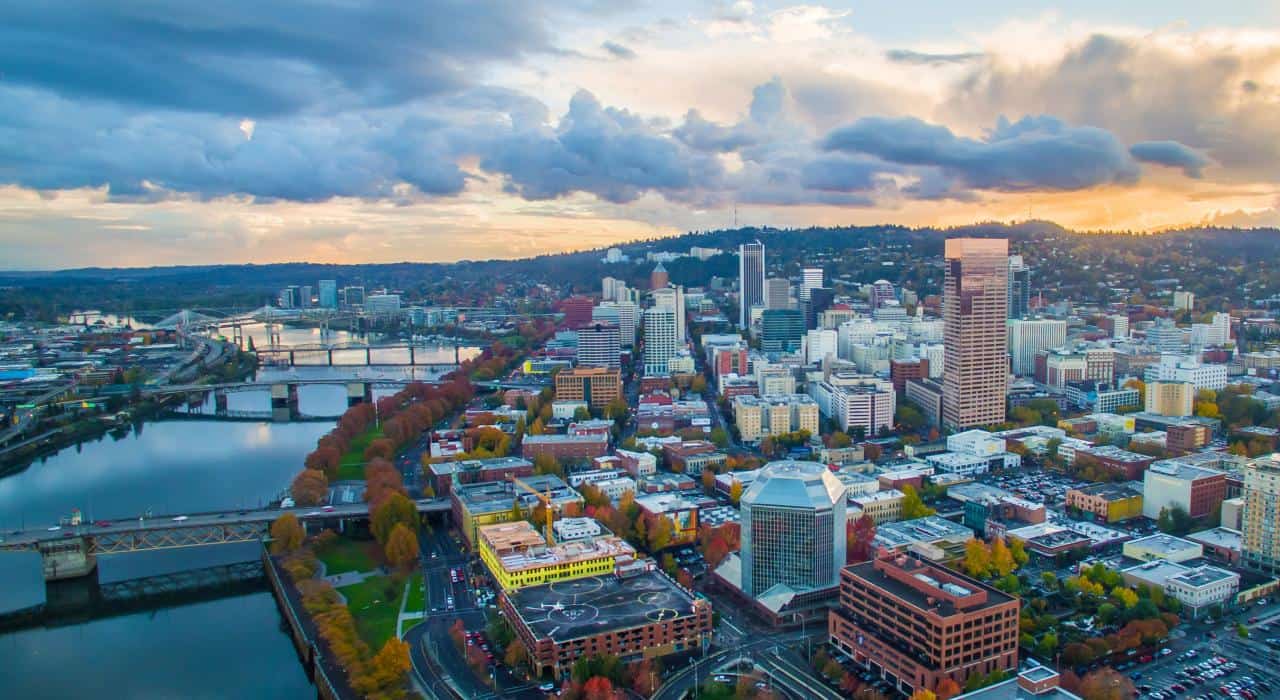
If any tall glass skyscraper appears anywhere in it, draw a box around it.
[740,461,847,598]
[943,238,1009,430]
[738,240,765,328]
[1007,256,1030,319]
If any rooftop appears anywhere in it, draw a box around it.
[1186,527,1243,551]
[874,516,974,550]
[1146,459,1227,482]
[741,460,845,510]
[1169,565,1238,589]
[850,489,905,504]
[453,474,582,514]
[1121,559,1189,587]
[505,569,703,642]
[522,433,610,445]
[1125,533,1202,556]
[1069,482,1142,501]
[429,455,532,477]
[845,555,1014,617]
[478,521,635,573]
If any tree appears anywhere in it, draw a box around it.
[533,452,563,478]
[691,375,707,394]
[934,677,962,700]
[991,538,1016,577]
[901,484,936,519]
[385,522,420,570]
[964,539,992,579]
[270,513,305,554]
[1157,505,1192,535]
[709,426,729,448]
[1077,668,1135,700]
[372,492,418,545]
[910,691,937,700]
[1009,538,1029,567]
[362,638,411,696]
[290,468,329,506]
[504,638,529,669]
[1036,632,1058,659]
[847,514,877,563]
[574,406,592,422]
[729,480,744,505]
[648,515,675,552]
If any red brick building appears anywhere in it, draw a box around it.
[1077,445,1155,480]
[1167,423,1212,455]
[889,358,929,394]
[557,296,595,330]
[714,347,749,377]
[521,434,609,462]
[828,553,1019,697]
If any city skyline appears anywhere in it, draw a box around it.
[3,2,1280,268]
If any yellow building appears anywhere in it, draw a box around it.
[476,521,635,591]
[1146,380,1194,417]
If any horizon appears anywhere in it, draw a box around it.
[2,2,1279,267]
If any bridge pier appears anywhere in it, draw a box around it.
[214,390,228,416]
[409,345,415,365]
[288,349,295,365]
[365,347,372,365]
[38,537,98,582]
[327,349,333,366]
[346,382,370,407]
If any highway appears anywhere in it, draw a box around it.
[0,498,449,549]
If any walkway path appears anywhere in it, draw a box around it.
[397,576,425,639]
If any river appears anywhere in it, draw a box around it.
[0,417,334,698]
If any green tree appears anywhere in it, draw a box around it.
[573,406,592,422]
[901,484,936,519]
[1035,632,1058,659]
[709,427,729,448]
[533,453,564,478]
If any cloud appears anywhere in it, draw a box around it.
[1130,141,1210,178]
[601,41,636,60]
[0,1,553,117]
[823,114,1149,192]
[885,49,984,65]
[477,90,724,204]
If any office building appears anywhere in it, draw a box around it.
[805,329,838,364]
[318,279,337,309]
[554,366,622,410]
[943,238,1009,430]
[1120,560,1238,618]
[1007,319,1066,376]
[1144,354,1228,391]
[765,277,791,310]
[576,323,621,369]
[1145,380,1195,417]
[1190,312,1231,347]
[1142,459,1228,521]
[1173,290,1195,311]
[601,276,627,302]
[1123,533,1204,563]
[559,296,594,330]
[733,394,820,443]
[476,520,635,591]
[502,570,712,679]
[643,307,678,375]
[450,475,583,547]
[1007,256,1030,320]
[521,434,610,462]
[805,286,835,330]
[1065,483,1143,523]
[819,379,895,436]
[739,241,765,328]
[801,267,824,302]
[1242,455,1280,575]
[905,378,945,428]
[829,553,1019,696]
[1104,314,1130,339]
[651,285,687,344]
[889,358,928,394]
[1146,318,1186,353]
[595,301,636,347]
[342,285,365,308]
[761,309,804,353]
[278,286,298,308]
[870,279,896,309]
[650,262,669,290]
[740,461,847,597]
[297,284,312,308]
[365,294,401,314]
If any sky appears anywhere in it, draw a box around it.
[1,1,1279,269]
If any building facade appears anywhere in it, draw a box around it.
[739,241,765,328]
[740,461,847,598]
[942,238,1009,430]
[554,366,622,409]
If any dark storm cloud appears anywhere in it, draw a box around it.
[822,114,1146,191]
[0,1,551,117]
[799,155,895,192]
[477,90,724,204]
[1130,141,1210,178]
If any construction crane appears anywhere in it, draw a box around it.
[512,477,557,547]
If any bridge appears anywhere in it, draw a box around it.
[1,499,451,581]
[255,342,466,368]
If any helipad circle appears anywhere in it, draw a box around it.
[549,604,599,625]
[549,577,604,597]
[638,591,672,606]
[646,607,680,622]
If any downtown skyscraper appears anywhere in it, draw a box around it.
[942,238,1009,430]
[738,240,765,329]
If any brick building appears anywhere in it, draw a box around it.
[1076,445,1156,481]
[555,366,623,410]
[521,434,610,462]
[1064,483,1143,522]
[829,553,1019,696]
[890,357,929,394]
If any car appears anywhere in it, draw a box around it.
[539,682,556,692]
[172,515,188,521]
[305,511,320,516]
[93,520,111,527]
[47,525,61,531]
[61,531,74,538]
[322,505,335,512]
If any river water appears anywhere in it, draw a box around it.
[0,419,331,698]
[0,324,481,698]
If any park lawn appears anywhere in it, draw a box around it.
[404,571,425,614]
[336,425,384,481]
[317,536,379,576]
[340,575,400,651]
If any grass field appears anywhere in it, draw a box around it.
[404,571,425,614]
[316,536,379,576]
[339,575,401,650]
[336,425,384,481]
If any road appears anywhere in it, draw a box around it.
[0,498,449,548]
[407,525,542,700]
